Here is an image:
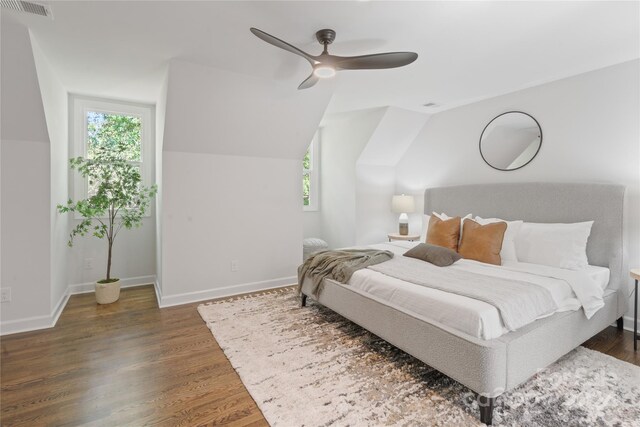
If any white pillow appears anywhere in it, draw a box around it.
[420,214,431,243]
[436,212,473,224]
[474,216,523,263]
[514,221,594,270]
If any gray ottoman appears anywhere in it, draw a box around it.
[303,238,328,260]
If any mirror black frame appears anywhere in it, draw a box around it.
[479,111,543,172]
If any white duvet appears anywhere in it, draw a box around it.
[346,241,609,340]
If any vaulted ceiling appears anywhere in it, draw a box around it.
[4,1,639,113]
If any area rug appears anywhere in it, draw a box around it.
[197,288,640,426]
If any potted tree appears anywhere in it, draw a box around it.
[58,135,157,304]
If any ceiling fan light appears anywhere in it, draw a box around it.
[313,65,336,78]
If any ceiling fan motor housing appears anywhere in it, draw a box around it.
[315,29,336,45]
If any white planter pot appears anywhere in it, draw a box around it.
[95,279,121,304]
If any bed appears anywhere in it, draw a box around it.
[299,182,627,425]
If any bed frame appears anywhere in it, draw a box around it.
[300,182,627,425]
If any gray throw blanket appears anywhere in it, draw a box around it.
[298,249,394,297]
[369,256,558,331]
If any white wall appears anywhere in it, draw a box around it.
[320,108,387,249]
[355,107,428,244]
[1,141,51,324]
[356,164,397,244]
[66,221,156,286]
[161,152,301,303]
[0,19,52,329]
[318,107,427,248]
[31,35,70,313]
[159,59,332,305]
[303,211,323,239]
[396,59,640,318]
[155,68,169,295]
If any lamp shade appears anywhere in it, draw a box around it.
[391,194,415,213]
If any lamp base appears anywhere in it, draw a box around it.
[399,223,408,235]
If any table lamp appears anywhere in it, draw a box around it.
[391,194,415,235]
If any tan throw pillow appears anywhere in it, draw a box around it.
[404,243,462,266]
[426,215,461,251]
[458,219,507,265]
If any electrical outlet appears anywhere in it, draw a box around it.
[84,258,93,270]
[231,260,239,272]
[0,288,11,303]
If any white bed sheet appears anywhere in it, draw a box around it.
[346,241,610,340]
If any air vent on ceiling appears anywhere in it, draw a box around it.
[423,102,439,108]
[1,0,52,18]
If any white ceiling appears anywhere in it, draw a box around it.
[4,1,639,113]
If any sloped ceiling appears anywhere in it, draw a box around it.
[3,1,638,113]
[357,107,429,166]
[163,59,333,158]
[0,16,49,142]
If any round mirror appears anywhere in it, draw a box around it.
[479,111,542,171]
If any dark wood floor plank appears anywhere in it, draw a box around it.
[1,285,637,426]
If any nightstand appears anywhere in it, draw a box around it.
[631,268,640,351]
[388,233,420,242]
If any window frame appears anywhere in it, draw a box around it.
[70,95,154,218]
[303,132,320,212]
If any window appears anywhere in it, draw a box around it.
[303,132,319,211]
[71,96,153,213]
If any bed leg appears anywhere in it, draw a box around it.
[478,395,495,425]
[300,293,307,308]
[617,317,624,330]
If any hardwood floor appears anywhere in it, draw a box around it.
[582,321,640,365]
[1,286,268,427]
[1,285,638,426]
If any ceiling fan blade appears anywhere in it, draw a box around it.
[298,73,319,90]
[334,52,418,70]
[250,28,317,65]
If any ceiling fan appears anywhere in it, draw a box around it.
[250,27,418,90]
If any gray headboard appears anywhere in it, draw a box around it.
[424,182,626,315]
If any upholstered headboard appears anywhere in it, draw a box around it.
[424,182,627,315]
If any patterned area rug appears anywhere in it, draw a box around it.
[197,288,640,426]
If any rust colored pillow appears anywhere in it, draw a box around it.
[458,219,507,265]
[426,215,461,251]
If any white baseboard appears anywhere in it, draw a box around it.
[0,313,57,336]
[0,288,70,336]
[153,278,163,307]
[0,275,293,335]
[67,275,156,295]
[0,275,156,336]
[51,289,71,326]
[157,276,297,308]
[620,315,640,333]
